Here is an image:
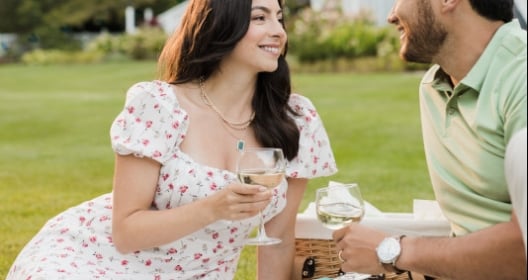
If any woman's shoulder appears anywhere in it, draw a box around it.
[125,80,178,105]
[288,93,319,117]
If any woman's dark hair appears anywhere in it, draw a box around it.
[158,0,300,160]
[468,0,514,22]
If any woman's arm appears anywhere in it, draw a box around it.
[111,154,272,253]
[258,178,308,279]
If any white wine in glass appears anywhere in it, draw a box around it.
[315,183,371,280]
[236,147,286,246]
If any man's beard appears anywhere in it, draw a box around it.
[401,1,448,64]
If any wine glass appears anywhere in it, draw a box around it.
[315,183,372,280]
[236,147,286,246]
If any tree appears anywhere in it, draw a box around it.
[0,0,183,33]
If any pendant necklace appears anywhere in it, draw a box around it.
[199,79,254,152]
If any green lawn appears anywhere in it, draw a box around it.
[0,62,434,279]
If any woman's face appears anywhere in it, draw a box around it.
[226,0,287,73]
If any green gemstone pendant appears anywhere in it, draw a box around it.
[236,140,245,152]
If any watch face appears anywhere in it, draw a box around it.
[377,237,401,263]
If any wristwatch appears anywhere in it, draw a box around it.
[376,235,406,274]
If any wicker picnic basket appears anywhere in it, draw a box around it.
[293,238,411,280]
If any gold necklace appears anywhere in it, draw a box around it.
[198,79,252,151]
[198,79,255,131]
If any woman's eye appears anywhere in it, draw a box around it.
[252,15,266,21]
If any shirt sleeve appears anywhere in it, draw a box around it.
[109,81,184,164]
[286,93,338,179]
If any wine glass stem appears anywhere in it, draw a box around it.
[257,211,268,240]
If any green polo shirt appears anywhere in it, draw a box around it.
[419,20,527,236]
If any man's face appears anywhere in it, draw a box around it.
[389,0,448,64]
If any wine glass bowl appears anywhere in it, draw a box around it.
[236,147,286,246]
[315,183,365,229]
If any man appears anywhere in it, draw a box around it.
[333,0,527,279]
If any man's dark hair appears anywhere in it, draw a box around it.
[468,0,514,22]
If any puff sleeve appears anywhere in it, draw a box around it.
[110,81,185,164]
[286,94,338,179]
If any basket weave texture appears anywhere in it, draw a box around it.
[295,238,410,280]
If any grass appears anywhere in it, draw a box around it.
[0,61,434,279]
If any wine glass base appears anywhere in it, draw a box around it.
[335,273,373,280]
[245,237,281,246]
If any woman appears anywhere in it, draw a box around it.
[7,0,337,279]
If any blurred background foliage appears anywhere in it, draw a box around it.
[0,0,427,72]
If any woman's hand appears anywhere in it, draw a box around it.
[208,182,272,221]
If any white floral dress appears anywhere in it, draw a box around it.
[7,80,337,280]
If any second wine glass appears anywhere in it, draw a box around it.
[315,183,372,280]
[236,147,286,246]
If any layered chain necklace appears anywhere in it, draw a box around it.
[199,79,255,151]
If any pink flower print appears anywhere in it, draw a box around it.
[162,173,169,181]
[194,253,203,260]
[89,236,97,243]
[179,186,188,194]
[107,236,113,243]
[218,260,225,265]
[145,120,153,128]
[94,253,103,260]
[79,216,86,224]
[172,121,180,129]
[290,171,299,178]
[168,183,174,190]
[323,162,329,169]
[313,156,319,164]
[82,241,88,248]
[212,232,219,239]
[230,227,238,234]
[154,103,160,110]
[175,265,183,271]
[57,238,65,243]
[155,275,161,280]
[142,139,150,146]
[58,269,66,273]
[166,133,173,139]
[60,228,69,234]
[99,215,109,222]
[127,106,135,114]
[70,262,78,268]
[145,259,152,266]
[121,260,128,266]
[216,243,223,249]
[207,171,213,177]
[210,183,218,191]
[202,258,210,263]
[308,108,317,117]
[135,117,141,123]
[229,238,234,243]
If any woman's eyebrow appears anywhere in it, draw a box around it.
[251,6,283,15]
